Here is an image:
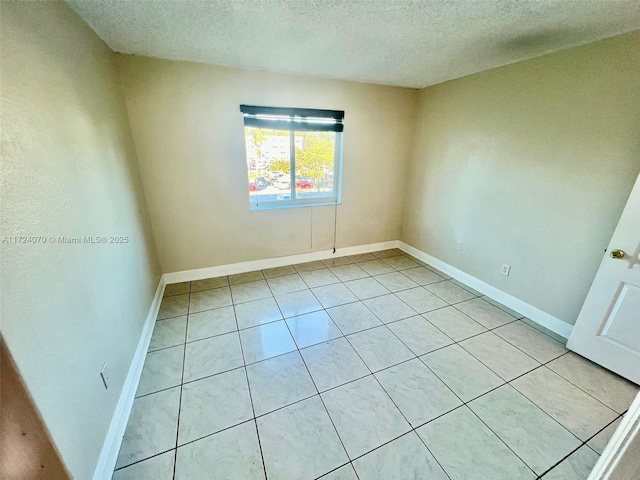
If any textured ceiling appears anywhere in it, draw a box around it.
[67,0,640,88]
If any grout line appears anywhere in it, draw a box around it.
[540,364,628,414]
[112,447,176,472]
[148,300,555,396]
[169,417,256,452]
[527,364,621,417]
[290,283,366,467]
[136,252,622,479]
[161,266,485,324]
[534,414,623,480]
[375,313,536,477]
[143,310,554,400]
[152,378,621,474]
[232,299,268,479]
[371,295,606,477]
[330,305,454,479]
[315,461,356,479]
[172,282,191,480]
[139,266,456,468]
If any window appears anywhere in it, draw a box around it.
[240,105,344,210]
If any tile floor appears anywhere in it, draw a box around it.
[113,249,639,480]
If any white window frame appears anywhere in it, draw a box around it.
[240,105,344,211]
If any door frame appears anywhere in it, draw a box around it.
[588,391,640,479]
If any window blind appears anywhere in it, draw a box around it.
[240,105,344,132]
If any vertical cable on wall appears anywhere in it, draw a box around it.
[333,202,338,254]
[310,207,313,249]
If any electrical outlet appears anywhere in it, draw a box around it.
[456,241,463,251]
[100,363,109,389]
[289,234,295,244]
[501,264,511,276]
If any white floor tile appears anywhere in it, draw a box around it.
[357,260,395,276]
[321,257,352,268]
[191,276,228,292]
[116,387,180,469]
[381,256,419,270]
[149,316,187,352]
[312,283,358,308]
[347,253,377,263]
[375,359,461,427]
[547,352,639,413]
[587,417,621,454]
[164,282,190,297]
[157,294,189,320]
[239,321,297,364]
[387,316,453,355]
[266,273,308,296]
[363,294,416,323]
[347,326,414,372]
[229,271,265,285]
[299,268,341,288]
[481,296,523,318]
[329,264,368,282]
[372,249,400,259]
[136,345,184,397]
[344,277,390,300]
[401,267,444,285]
[178,368,253,445]
[374,271,419,292]
[257,396,348,479]
[423,306,486,341]
[293,260,327,272]
[230,280,272,304]
[326,302,383,335]
[421,344,503,402]
[275,289,323,318]
[542,446,599,480]
[321,376,411,459]
[459,331,539,381]
[175,421,265,479]
[395,287,448,313]
[262,265,296,278]
[286,310,343,348]
[511,367,619,441]
[113,451,174,480]
[234,297,283,330]
[246,351,317,416]
[469,385,582,475]
[186,306,236,341]
[417,406,535,480]
[301,337,370,392]
[189,287,232,313]
[454,297,516,328]
[425,281,475,304]
[353,432,448,480]
[116,253,621,480]
[321,464,358,479]
[493,320,567,363]
[183,332,243,382]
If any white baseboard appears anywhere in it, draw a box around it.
[163,240,400,284]
[92,239,577,479]
[398,242,573,339]
[92,277,166,480]
[163,239,572,339]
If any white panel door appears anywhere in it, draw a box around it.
[567,173,640,384]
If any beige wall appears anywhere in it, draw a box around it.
[2,3,638,474]
[0,2,160,479]
[403,31,640,325]
[116,56,418,273]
